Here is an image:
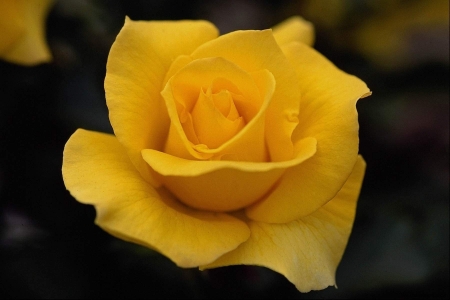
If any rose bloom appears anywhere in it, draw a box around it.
[0,0,53,66]
[62,16,371,292]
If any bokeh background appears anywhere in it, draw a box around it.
[0,0,448,298]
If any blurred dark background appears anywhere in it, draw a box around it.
[0,0,448,299]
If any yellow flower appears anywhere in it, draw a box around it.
[62,16,371,292]
[0,0,54,66]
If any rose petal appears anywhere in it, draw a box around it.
[246,42,371,223]
[62,129,250,267]
[0,0,53,65]
[191,30,301,162]
[105,18,218,186]
[162,57,275,162]
[272,16,315,47]
[202,156,366,293]
[142,137,316,212]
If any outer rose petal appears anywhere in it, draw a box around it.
[0,0,54,65]
[246,42,371,223]
[105,18,219,186]
[142,137,316,212]
[62,129,250,267]
[191,30,301,162]
[272,16,315,47]
[202,156,366,293]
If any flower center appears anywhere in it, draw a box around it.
[162,56,270,161]
[183,82,245,148]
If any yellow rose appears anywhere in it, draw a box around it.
[0,0,54,65]
[62,16,371,292]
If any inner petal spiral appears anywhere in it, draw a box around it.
[161,56,273,161]
[189,85,245,148]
